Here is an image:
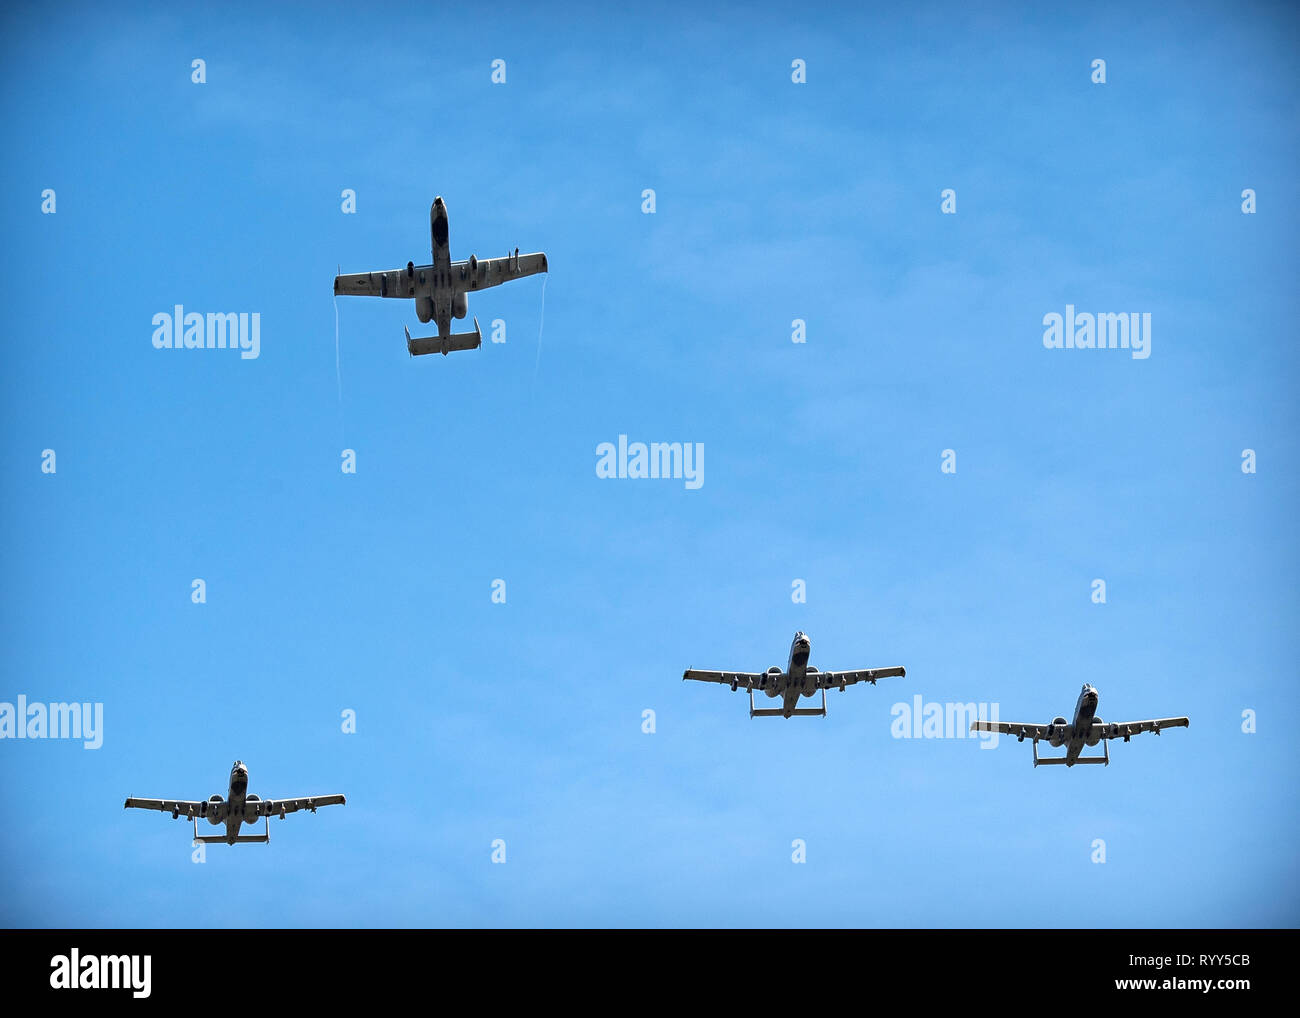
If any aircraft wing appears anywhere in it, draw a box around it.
[815,666,906,688]
[124,797,211,817]
[682,669,763,690]
[457,252,548,292]
[254,794,347,816]
[1099,717,1189,740]
[334,267,421,299]
[969,721,1051,740]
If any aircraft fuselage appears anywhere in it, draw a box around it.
[1060,684,1099,765]
[775,631,814,717]
[424,197,456,336]
[197,760,257,845]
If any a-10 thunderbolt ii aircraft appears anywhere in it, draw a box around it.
[333,195,548,357]
[970,684,1189,767]
[684,631,906,718]
[124,760,345,845]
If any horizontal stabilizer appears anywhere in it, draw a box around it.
[749,688,829,718]
[1032,739,1109,767]
[406,318,481,357]
[192,817,270,844]
[749,707,828,717]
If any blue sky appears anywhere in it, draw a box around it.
[1,0,1296,927]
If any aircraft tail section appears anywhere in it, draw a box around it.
[1032,739,1109,767]
[406,318,481,357]
[192,818,270,844]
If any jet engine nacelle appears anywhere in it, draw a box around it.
[244,794,262,821]
[417,296,434,323]
[1085,720,1105,746]
[1047,717,1069,747]
[453,291,468,319]
[801,666,820,697]
[205,794,224,824]
[763,666,782,698]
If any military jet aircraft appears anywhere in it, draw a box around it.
[124,760,345,845]
[333,195,548,357]
[684,631,905,718]
[970,684,1189,767]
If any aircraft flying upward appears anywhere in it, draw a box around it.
[333,195,548,357]
[124,761,345,845]
[683,631,906,718]
[970,684,1189,767]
